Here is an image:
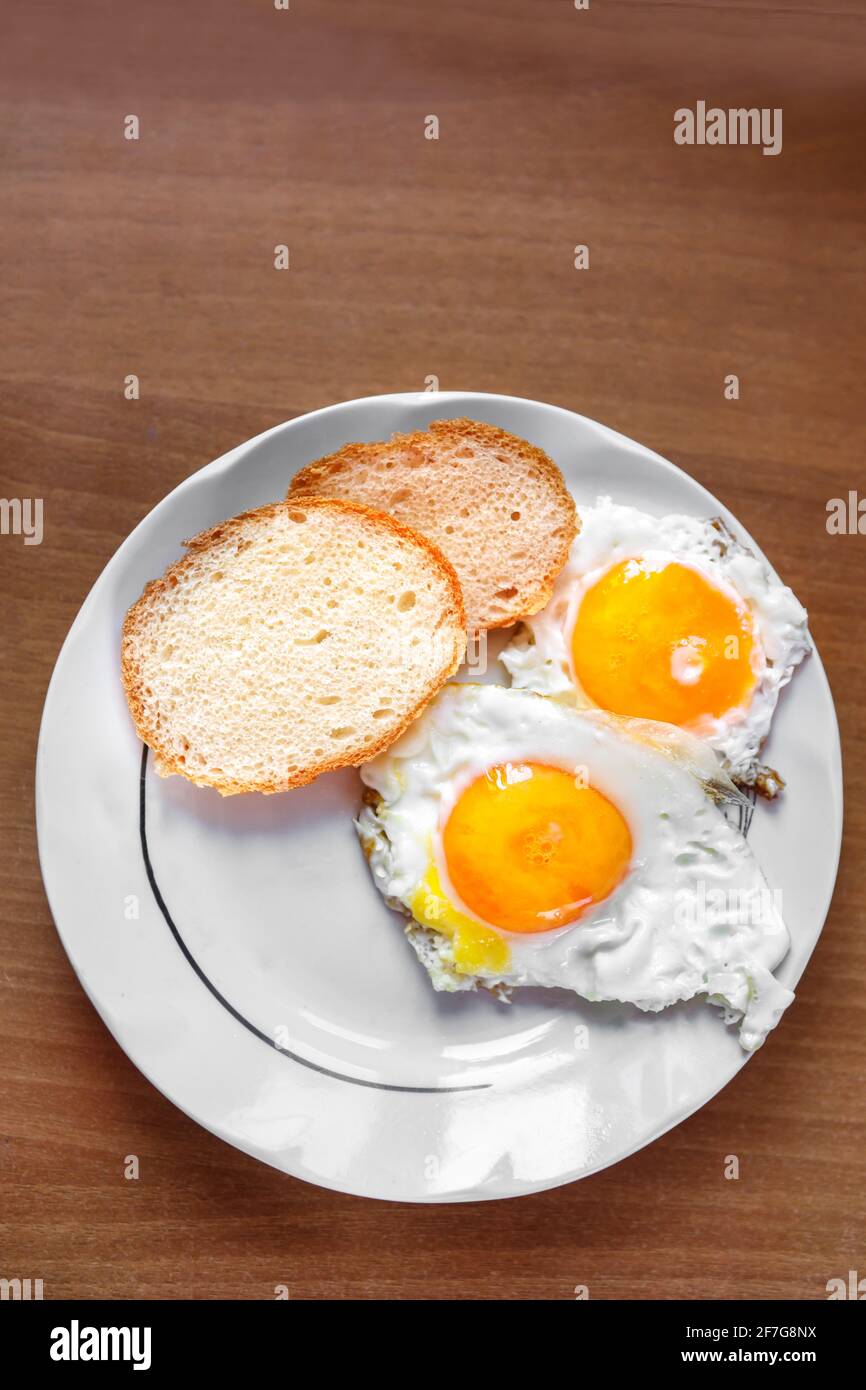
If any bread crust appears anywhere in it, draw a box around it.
[288,418,578,630]
[121,497,466,795]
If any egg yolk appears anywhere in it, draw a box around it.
[572,559,757,727]
[442,762,632,934]
[410,862,512,975]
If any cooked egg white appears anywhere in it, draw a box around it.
[357,683,794,1051]
[500,498,810,789]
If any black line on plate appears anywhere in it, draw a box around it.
[139,744,488,1094]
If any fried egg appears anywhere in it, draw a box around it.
[357,683,794,1050]
[500,498,811,792]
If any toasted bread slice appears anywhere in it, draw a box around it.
[121,498,466,795]
[287,418,578,631]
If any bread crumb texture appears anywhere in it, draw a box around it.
[121,498,466,794]
[288,418,578,630]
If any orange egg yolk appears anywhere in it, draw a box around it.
[572,559,758,727]
[442,762,632,934]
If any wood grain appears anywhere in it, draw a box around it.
[1,0,864,1300]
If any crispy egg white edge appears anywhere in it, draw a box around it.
[357,683,794,1051]
[500,498,812,781]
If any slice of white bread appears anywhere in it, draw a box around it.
[121,498,466,795]
[287,418,578,631]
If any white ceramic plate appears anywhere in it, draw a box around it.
[36,392,842,1202]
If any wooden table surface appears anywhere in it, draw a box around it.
[1,0,864,1300]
